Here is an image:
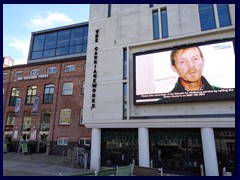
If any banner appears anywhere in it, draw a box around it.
[32,96,39,114]
[14,97,21,116]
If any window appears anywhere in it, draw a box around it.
[40,110,51,131]
[30,25,88,60]
[9,87,20,106]
[3,73,8,79]
[152,10,160,40]
[108,4,111,17]
[43,84,54,103]
[26,86,37,105]
[199,4,216,31]
[149,4,154,8]
[47,67,57,74]
[217,4,231,27]
[161,8,169,38]
[5,112,15,131]
[65,65,75,72]
[80,109,83,125]
[57,138,68,145]
[30,69,40,76]
[57,30,70,47]
[62,82,73,95]
[59,109,71,125]
[123,83,127,119]
[78,138,91,148]
[22,110,31,131]
[14,71,23,77]
[6,112,15,125]
[123,48,127,79]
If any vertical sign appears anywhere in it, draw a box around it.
[14,97,21,116]
[30,129,37,140]
[32,96,39,114]
[91,29,99,109]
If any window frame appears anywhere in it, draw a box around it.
[62,82,73,95]
[47,67,57,74]
[59,109,71,125]
[30,69,40,76]
[14,71,23,77]
[43,84,55,104]
[65,65,76,72]
[57,137,68,145]
[9,87,20,106]
[25,85,37,105]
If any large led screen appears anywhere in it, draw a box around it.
[134,39,235,104]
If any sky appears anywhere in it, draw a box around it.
[3,4,90,65]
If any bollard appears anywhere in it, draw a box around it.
[200,165,204,176]
[150,160,153,168]
[158,167,163,176]
[84,153,88,170]
[222,167,227,176]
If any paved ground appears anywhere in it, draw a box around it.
[3,152,93,176]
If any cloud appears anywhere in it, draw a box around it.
[7,36,30,65]
[25,11,74,30]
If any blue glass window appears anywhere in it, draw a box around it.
[161,8,169,38]
[43,49,55,58]
[56,47,69,56]
[57,30,70,47]
[123,83,127,119]
[217,4,231,27]
[32,34,45,51]
[108,4,111,17]
[123,48,127,79]
[70,28,83,45]
[31,51,43,59]
[199,4,216,31]
[30,25,88,60]
[153,11,160,40]
[44,32,57,49]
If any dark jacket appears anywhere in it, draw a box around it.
[170,76,221,93]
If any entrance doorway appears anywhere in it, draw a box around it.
[149,129,203,176]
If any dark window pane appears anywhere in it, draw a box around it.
[44,32,57,49]
[161,9,169,38]
[32,34,45,51]
[82,44,87,53]
[108,4,111,17]
[56,47,69,56]
[43,49,55,58]
[199,4,216,31]
[70,28,83,45]
[57,30,70,47]
[31,51,43,59]
[217,4,231,27]
[153,11,160,39]
[123,48,127,79]
[69,45,82,54]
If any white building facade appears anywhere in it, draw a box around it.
[83,4,235,176]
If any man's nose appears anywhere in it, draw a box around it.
[186,59,194,67]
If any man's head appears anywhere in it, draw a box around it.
[170,46,205,83]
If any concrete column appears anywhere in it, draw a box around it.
[90,128,101,171]
[138,127,150,167]
[201,127,219,176]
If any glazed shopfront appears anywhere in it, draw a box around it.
[100,128,235,176]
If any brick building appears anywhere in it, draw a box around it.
[3,22,91,155]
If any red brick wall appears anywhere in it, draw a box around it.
[3,58,91,153]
